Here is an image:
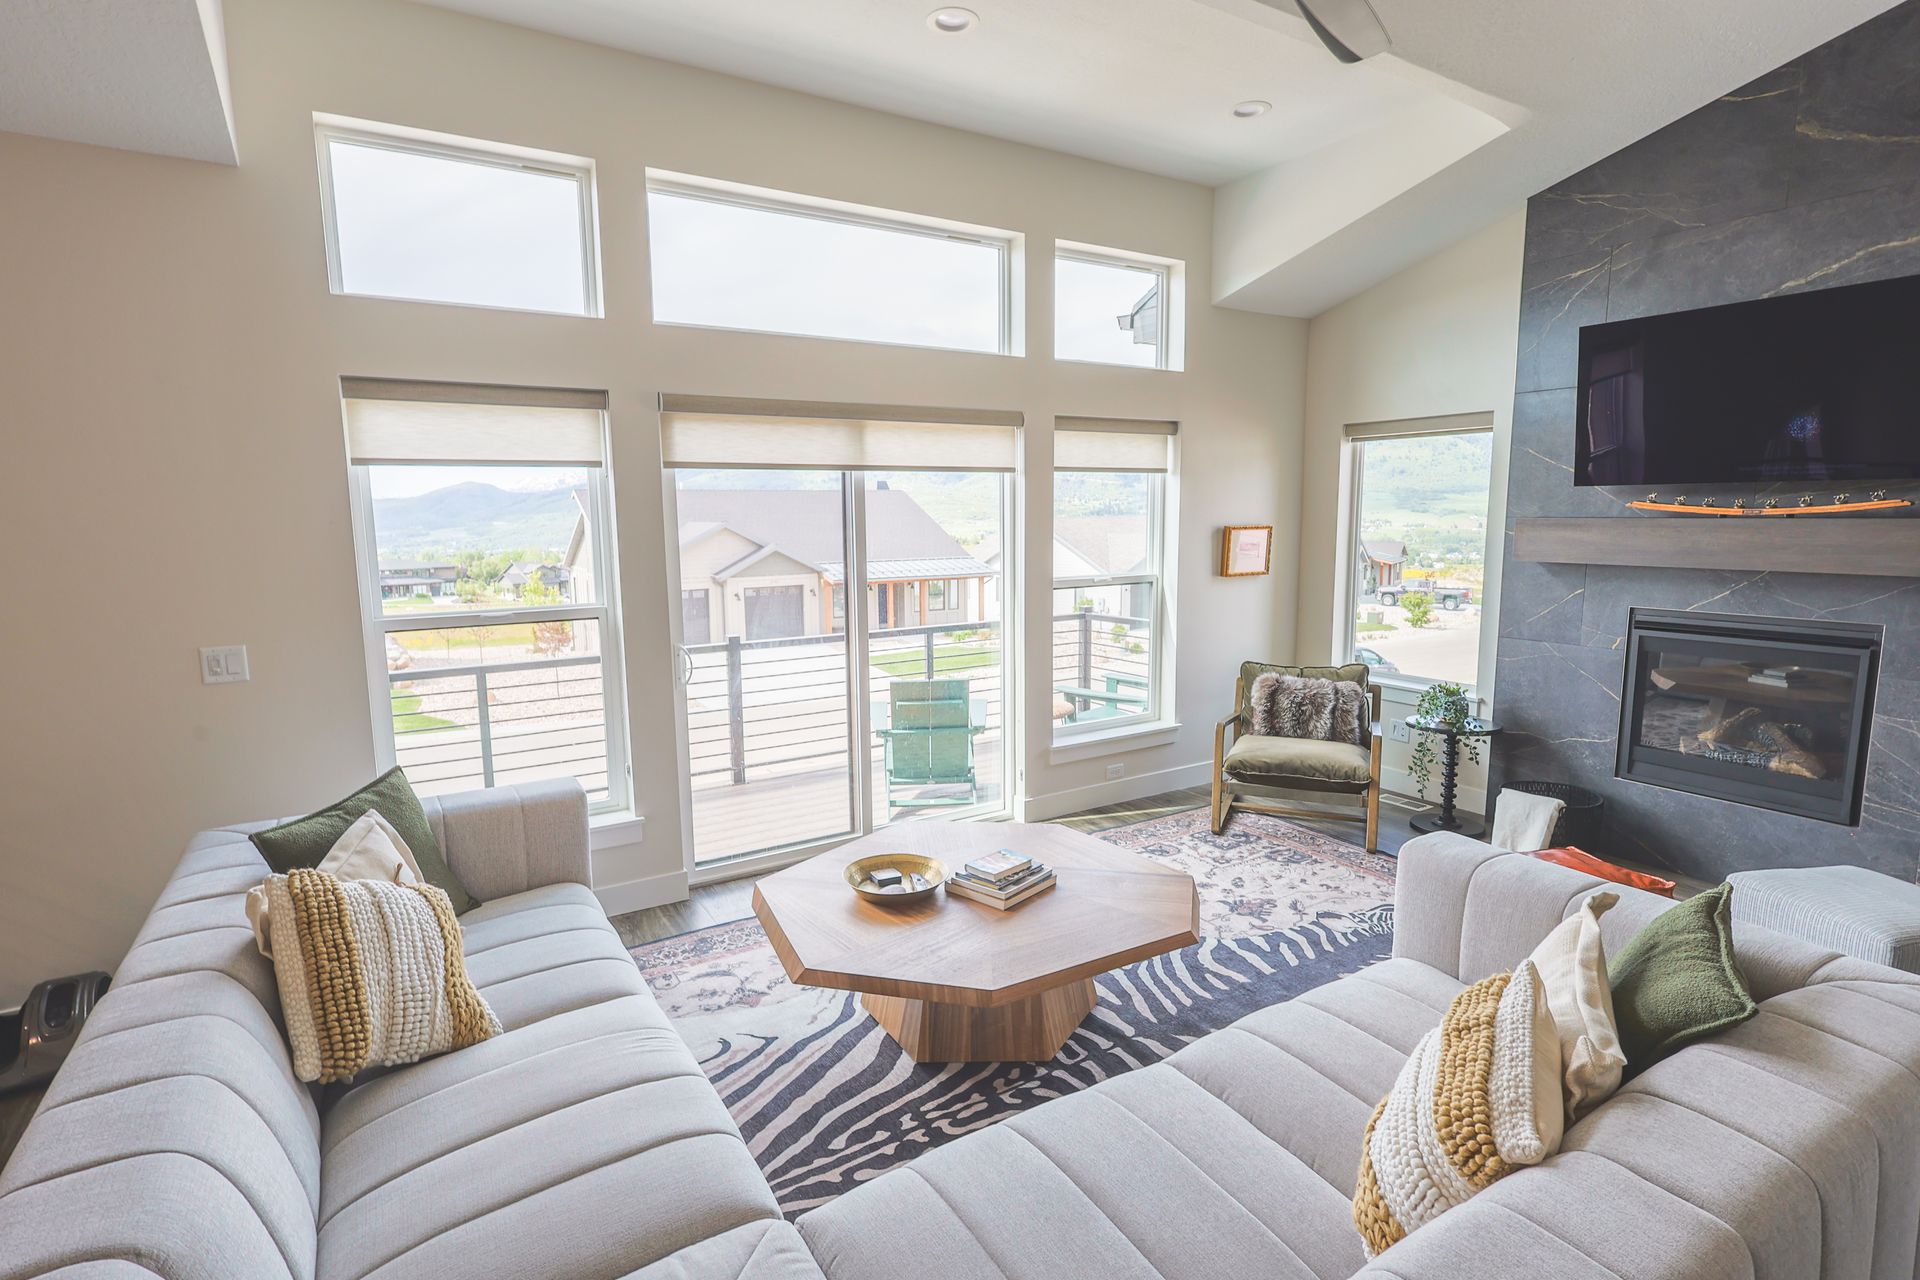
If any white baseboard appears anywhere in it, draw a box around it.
[1020,760,1214,822]
[592,869,689,917]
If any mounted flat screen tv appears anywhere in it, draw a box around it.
[1574,273,1920,487]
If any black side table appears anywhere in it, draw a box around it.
[1406,715,1501,837]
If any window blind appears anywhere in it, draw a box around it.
[342,378,608,466]
[659,394,1021,472]
[1344,410,1493,442]
[1054,415,1177,472]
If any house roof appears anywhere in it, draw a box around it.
[673,489,987,582]
[1362,538,1407,565]
[501,560,570,587]
[1052,516,1150,577]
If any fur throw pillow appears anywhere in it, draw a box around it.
[1248,673,1366,744]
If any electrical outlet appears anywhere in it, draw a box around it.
[1105,762,1125,781]
[200,645,250,685]
[1389,718,1410,743]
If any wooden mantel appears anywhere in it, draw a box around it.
[1514,516,1920,578]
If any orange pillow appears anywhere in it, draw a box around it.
[1530,847,1676,898]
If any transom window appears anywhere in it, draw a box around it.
[647,174,1017,354]
[344,380,627,810]
[316,118,599,316]
[1054,243,1178,370]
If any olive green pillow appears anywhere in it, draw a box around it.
[1607,882,1756,1074]
[249,767,477,914]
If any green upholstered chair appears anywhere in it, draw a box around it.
[1211,661,1384,850]
[877,678,984,808]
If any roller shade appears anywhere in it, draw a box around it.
[659,395,1022,472]
[1054,415,1176,472]
[342,378,607,466]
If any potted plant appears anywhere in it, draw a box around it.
[1408,680,1478,798]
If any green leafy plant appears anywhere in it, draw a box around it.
[1407,680,1478,799]
[1401,590,1433,629]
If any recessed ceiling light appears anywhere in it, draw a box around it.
[928,7,977,33]
[1232,100,1272,119]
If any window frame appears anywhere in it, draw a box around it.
[1050,470,1171,742]
[645,174,1018,356]
[1053,244,1174,372]
[347,463,630,814]
[314,118,603,318]
[1340,417,1496,695]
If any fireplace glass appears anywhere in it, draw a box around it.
[1617,610,1879,825]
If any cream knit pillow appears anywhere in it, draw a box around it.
[1525,890,1627,1121]
[246,809,421,958]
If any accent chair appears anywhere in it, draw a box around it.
[1212,660,1384,850]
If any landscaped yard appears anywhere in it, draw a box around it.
[391,691,456,733]
[869,642,1000,678]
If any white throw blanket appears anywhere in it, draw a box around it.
[1491,788,1565,852]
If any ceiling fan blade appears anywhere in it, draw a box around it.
[1293,0,1391,63]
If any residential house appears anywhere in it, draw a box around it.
[669,488,991,644]
[1360,538,1406,595]
[375,558,458,600]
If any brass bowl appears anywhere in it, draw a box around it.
[843,853,948,906]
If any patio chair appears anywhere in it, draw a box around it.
[1212,661,1383,851]
[877,678,985,808]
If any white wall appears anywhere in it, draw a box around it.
[0,0,1304,1003]
[1295,211,1526,812]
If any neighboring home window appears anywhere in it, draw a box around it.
[1347,422,1494,687]
[343,379,627,809]
[1055,243,1179,370]
[316,117,599,315]
[647,173,1016,354]
[1052,417,1177,739]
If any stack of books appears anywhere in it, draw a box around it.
[945,849,1056,910]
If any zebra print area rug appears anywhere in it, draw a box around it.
[630,809,1397,1216]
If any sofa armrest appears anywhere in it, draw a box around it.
[419,778,591,904]
[1391,832,1678,982]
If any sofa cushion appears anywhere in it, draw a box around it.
[800,958,1461,1280]
[1608,882,1756,1074]
[622,1221,828,1280]
[250,766,476,914]
[458,882,658,1030]
[1223,735,1372,788]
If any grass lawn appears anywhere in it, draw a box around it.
[395,622,543,654]
[1356,621,1398,635]
[391,692,457,734]
[869,643,999,679]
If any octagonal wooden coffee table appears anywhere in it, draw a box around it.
[752,823,1199,1063]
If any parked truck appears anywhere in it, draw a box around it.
[1375,577,1473,610]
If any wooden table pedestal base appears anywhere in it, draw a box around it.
[862,978,1097,1063]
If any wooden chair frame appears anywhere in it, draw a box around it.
[1212,676,1384,851]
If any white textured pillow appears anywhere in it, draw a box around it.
[1488,959,1564,1163]
[1525,890,1627,1121]
[247,809,421,957]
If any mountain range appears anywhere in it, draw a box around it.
[374,482,580,558]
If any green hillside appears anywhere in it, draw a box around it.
[1359,434,1493,569]
[374,482,579,558]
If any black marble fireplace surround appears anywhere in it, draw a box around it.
[1491,1,1920,882]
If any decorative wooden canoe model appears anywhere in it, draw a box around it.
[1627,498,1913,516]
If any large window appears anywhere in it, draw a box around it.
[345,380,626,810]
[317,119,598,315]
[647,175,1014,354]
[1051,418,1175,740]
[1347,426,1494,687]
[1055,244,1176,370]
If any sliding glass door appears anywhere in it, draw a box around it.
[668,456,1011,869]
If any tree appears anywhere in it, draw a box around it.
[1402,591,1433,629]
[520,573,574,656]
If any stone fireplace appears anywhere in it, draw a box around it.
[1616,610,1879,825]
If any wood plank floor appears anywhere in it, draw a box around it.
[610,784,1453,947]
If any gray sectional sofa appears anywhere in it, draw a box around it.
[4,779,1919,1279]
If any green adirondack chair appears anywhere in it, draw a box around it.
[877,678,984,808]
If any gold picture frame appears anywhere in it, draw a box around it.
[1220,525,1273,577]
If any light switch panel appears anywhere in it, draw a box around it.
[200,645,250,685]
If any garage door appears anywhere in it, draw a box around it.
[743,585,806,640]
